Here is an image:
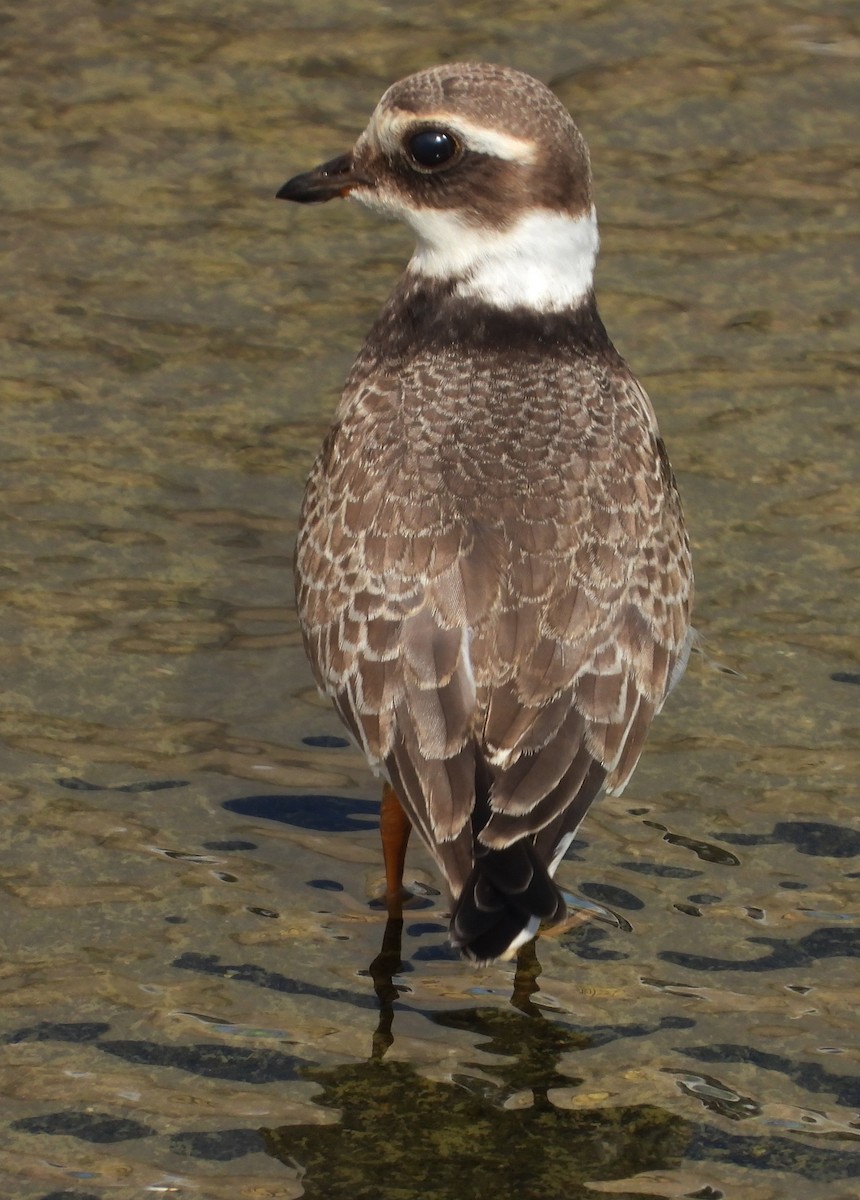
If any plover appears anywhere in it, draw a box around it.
[278,62,693,964]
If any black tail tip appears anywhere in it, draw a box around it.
[452,912,543,965]
[449,845,568,964]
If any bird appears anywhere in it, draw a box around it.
[277,62,693,965]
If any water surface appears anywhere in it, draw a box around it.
[1,1,858,1197]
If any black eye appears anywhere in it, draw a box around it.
[406,129,460,169]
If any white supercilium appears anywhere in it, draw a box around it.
[374,112,538,166]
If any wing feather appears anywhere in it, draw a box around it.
[295,352,693,901]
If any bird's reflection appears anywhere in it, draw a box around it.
[260,920,692,1198]
[367,916,406,1059]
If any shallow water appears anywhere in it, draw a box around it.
[1,1,858,1197]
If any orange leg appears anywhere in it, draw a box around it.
[380,782,412,917]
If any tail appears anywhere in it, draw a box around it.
[449,840,567,964]
[447,753,606,964]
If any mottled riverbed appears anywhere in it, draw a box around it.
[1,1,858,1197]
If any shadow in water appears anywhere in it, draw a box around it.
[261,919,692,1200]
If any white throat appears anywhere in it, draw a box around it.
[404,206,599,313]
